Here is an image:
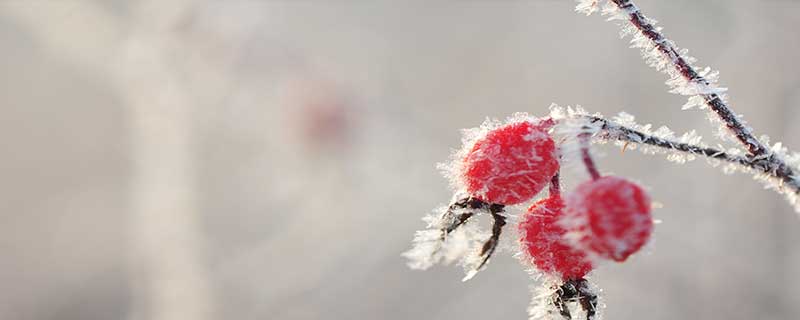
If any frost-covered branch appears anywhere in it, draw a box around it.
[605,0,768,156]
[583,115,800,195]
[577,0,800,212]
[578,132,601,180]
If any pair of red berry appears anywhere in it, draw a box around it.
[461,118,653,281]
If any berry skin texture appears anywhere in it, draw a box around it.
[565,176,653,262]
[462,120,559,205]
[520,196,594,280]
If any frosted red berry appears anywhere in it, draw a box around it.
[520,196,594,280]
[564,176,653,262]
[462,120,558,205]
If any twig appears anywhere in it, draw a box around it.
[579,132,602,180]
[592,0,800,201]
[609,0,766,156]
[549,171,561,196]
[581,115,800,194]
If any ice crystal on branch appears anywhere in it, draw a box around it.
[575,0,603,16]
[573,0,800,213]
[550,103,800,212]
[576,0,739,146]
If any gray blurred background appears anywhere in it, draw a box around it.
[2,1,800,319]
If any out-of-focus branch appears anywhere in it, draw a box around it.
[6,2,216,319]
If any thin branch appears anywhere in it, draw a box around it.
[582,115,800,194]
[549,171,561,196]
[593,0,800,202]
[579,132,602,180]
[609,0,767,156]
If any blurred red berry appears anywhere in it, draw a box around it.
[520,196,594,280]
[289,78,352,148]
[565,176,653,262]
[462,120,558,205]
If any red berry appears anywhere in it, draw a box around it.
[564,176,653,262]
[289,79,352,147]
[462,120,558,205]
[519,196,594,280]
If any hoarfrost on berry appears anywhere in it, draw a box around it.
[563,176,653,262]
[459,117,559,205]
[520,196,594,280]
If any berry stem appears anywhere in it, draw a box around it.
[549,171,561,196]
[580,132,602,180]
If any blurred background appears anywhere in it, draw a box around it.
[2,1,800,319]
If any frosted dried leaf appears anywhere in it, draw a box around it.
[402,206,490,273]
[462,209,524,281]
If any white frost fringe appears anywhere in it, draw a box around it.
[576,0,732,142]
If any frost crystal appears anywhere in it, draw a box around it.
[575,0,604,16]
[682,95,706,110]
[527,283,562,320]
